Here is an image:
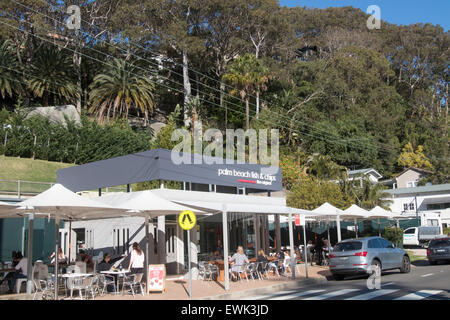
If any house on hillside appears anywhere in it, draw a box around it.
[382,167,433,189]
[347,168,383,185]
[385,183,450,229]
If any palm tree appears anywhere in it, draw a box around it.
[27,45,79,107]
[222,54,270,130]
[305,153,346,180]
[88,58,156,123]
[356,178,393,210]
[0,40,20,99]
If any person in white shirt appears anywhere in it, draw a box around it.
[8,252,27,293]
[128,242,145,274]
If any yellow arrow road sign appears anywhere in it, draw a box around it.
[179,210,196,230]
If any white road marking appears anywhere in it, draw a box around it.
[382,282,395,286]
[241,290,298,300]
[345,289,399,300]
[269,289,326,300]
[303,289,360,300]
[394,290,443,300]
[421,273,434,277]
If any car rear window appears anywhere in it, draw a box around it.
[334,241,362,252]
[429,239,450,247]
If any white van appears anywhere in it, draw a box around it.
[403,226,442,246]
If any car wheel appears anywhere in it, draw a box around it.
[333,274,345,281]
[400,255,410,273]
[429,260,437,265]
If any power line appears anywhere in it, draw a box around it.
[8,0,389,152]
[0,14,408,157]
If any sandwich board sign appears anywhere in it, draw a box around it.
[148,264,166,293]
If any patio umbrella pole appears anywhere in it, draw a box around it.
[288,211,295,279]
[222,205,230,291]
[68,220,72,263]
[378,218,381,237]
[336,215,341,242]
[26,213,34,294]
[327,220,330,246]
[302,223,308,278]
[145,215,149,295]
[54,216,59,300]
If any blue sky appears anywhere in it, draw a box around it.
[280,0,449,31]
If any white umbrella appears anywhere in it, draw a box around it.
[369,206,395,236]
[310,202,343,244]
[16,184,126,298]
[342,204,370,239]
[91,190,206,216]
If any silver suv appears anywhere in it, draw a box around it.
[329,236,411,280]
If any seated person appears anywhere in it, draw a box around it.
[97,253,122,292]
[256,249,268,274]
[49,248,67,264]
[211,250,222,261]
[229,246,249,281]
[79,250,94,272]
[8,252,27,293]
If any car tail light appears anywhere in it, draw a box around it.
[329,254,336,258]
[427,249,431,255]
[354,251,368,257]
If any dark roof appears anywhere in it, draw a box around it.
[57,148,282,192]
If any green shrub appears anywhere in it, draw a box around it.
[444,227,450,235]
[383,226,403,247]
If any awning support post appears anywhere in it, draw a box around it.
[288,209,295,279]
[222,205,230,291]
[336,214,341,242]
[54,216,60,300]
[26,213,34,295]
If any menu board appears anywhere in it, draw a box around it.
[148,264,166,293]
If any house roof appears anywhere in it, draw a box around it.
[348,168,383,179]
[385,183,450,196]
[395,167,433,178]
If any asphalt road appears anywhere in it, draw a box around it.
[242,259,450,300]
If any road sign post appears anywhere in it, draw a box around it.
[179,210,196,299]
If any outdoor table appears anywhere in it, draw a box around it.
[100,270,130,294]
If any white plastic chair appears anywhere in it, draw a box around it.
[75,261,86,274]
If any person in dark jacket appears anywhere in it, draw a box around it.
[96,253,122,292]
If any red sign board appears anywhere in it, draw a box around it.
[295,214,301,226]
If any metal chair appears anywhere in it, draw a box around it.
[122,273,144,298]
[245,263,260,281]
[98,274,116,295]
[256,262,270,280]
[267,260,280,278]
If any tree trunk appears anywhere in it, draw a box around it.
[220,82,227,128]
[182,47,192,128]
[256,89,260,119]
[245,97,250,130]
[74,50,82,115]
